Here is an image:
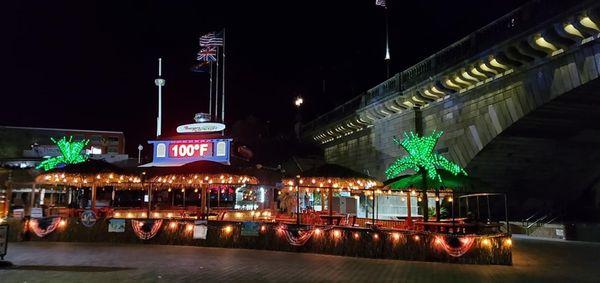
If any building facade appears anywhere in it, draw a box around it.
[0,126,127,218]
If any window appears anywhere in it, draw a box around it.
[156,143,166,157]
[107,136,120,145]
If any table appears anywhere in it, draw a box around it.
[319,214,345,225]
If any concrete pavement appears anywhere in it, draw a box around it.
[0,235,599,282]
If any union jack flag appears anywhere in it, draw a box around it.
[197,47,217,62]
[375,0,386,8]
[199,32,223,47]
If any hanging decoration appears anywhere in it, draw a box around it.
[277,225,335,246]
[36,136,90,171]
[131,219,163,240]
[282,227,315,246]
[434,235,475,257]
[28,217,62,237]
[385,131,467,181]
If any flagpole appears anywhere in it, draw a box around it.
[209,62,213,120]
[221,28,226,124]
[215,47,220,123]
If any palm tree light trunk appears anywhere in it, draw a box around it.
[435,188,441,222]
[420,168,429,222]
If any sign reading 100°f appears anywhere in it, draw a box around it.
[169,143,212,158]
[148,138,231,165]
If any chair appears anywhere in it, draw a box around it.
[339,214,357,226]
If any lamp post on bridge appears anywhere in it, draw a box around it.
[294,96,304,140]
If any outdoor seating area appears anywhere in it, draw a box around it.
[2,132,512,265]
[3,163,511,264]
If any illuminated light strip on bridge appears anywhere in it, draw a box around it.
[469,67,488,79]
[423,90,441,100]
[444,79,461,89]
[479,62,498,75]
[580,16,599,31]
[489,58,509,70]
[563,23,584,38]
[534,34,559,52]
[461,71,480,83]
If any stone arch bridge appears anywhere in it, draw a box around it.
[302,0,600,220]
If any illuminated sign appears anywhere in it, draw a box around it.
[168,142,212,158]
[147,138,231,165]
[176,122,226,133]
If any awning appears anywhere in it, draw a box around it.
[138,161,190,168]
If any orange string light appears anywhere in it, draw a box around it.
[333,230,341,239]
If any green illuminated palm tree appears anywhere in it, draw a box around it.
[36,136,90,171]
[385,131,466,221]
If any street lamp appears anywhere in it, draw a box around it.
[137,144,143,164]
[293,96,304,140]
[294,96,304,107]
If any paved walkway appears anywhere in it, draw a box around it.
[1,235,599,282]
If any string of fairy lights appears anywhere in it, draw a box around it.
[37,173,258,187]
[281,177,381,190]
[38,173,143,187]
[32,217,512,256]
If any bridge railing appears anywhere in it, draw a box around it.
[400,0,587,90]
[302,94,366,134]
[302,74,401,134]
[303,0,592,135]
[363,74,401,105]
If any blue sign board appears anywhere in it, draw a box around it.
[147,138,231,165]
[241,221,259,237]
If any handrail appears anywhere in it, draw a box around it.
[522,211,540,226]
[545,215,560,224]
[459,192,505,198]
[526,214,548,230]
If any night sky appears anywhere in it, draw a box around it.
[3,0,528,154]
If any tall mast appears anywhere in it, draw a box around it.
[209,62,213,119]
[215,48,220,123]
[221,28,226,123]
[155,58,166,137]
[384,9,390,78]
